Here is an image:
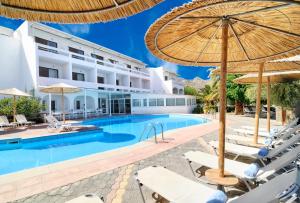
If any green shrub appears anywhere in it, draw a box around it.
[0,97,44,122]
[192,104,204,114]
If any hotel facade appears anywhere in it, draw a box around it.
[0,21,196,118]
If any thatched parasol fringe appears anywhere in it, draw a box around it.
[145,0,300,66]
[0,0,164,23]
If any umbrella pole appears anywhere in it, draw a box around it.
[218,18,229,178]
[267,76,271,132]
[254,63,264,144]
[62,90,65,123]
[13,95,16,123]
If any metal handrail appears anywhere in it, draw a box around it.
[155,122,165,141]
[139,122,165,143]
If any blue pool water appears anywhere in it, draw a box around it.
[0,114,208,175]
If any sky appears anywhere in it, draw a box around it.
[0,0,214,80]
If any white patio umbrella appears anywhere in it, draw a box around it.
[40,83,80,123]
[0,88,31,122]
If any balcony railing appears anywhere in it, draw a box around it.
[36,44,150,77]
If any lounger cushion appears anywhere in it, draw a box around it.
[244,163,260,179]
[264,137,273,145]
[206,190,227,203]
[258,147,269,157]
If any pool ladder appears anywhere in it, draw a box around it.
[139,122,164,143]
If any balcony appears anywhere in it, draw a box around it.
[36,44,150,77]
[38,77,97,89]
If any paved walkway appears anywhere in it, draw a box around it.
[11,114,280,203]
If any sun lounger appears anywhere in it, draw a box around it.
[226,134,265,146]
[136,166,299,203]
[209,133,299,162]
[227,124,300,147]
[135,166,226,203]
[229,168,299,203]
[45,115,96,132]
[45,115,72,131]
[234,121,300,139]
[240,117,299,134]
[0,116,17,128]
[183,145,300,190]
[15,114,35,126]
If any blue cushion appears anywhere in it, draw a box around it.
[258,147,269,157]
[206,190,227,203]
[244,163,260,179]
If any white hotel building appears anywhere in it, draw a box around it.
[0,21,196,117]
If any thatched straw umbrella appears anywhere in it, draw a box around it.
[40,83,80,123]
[234,71,300,133]
[145,0,300,182]
[0,0,163,23]
[212,59,300,143]
[0,88,31,122]
[212,61,300,74]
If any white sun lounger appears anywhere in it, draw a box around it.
[226,134,265,146]
[229,168,299,203]
[227,124,300,147]
[183,145,300,190]
[234,122,300,139]
[45,115,72,131]
[15,114,35,126]
[136,166,299,203]
[209,133,299,162]
[233,128,272,137]
[241,118,299,135]
[135,166,224,203]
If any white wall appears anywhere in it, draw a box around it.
[0,33,23,90]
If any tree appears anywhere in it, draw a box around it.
[271,81,300,124]
[200,75,219,114]
[0,97,44,122]
[226,74,249,115]
[184,86,198,96]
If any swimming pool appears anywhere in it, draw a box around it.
[0,114,208,175]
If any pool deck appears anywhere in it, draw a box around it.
[0,114,219,202]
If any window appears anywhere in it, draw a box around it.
[72,72,85,81]
[35,37,57,48]
[76,100,81,110]
[36,37,58,53]
[116,80,120,86]
[126,64,132,69]
[187,98,192,106]
[165,76,168,81]
[91,53,104,60]
[143,99,147,107]
[97,76,104,84]
[149,99,157,107]
[132,99,141,107]
[39,67,59,78]
[157,99,164,106]
[98,87,105,90]
[51,100,56,111]
[176,98,186,106]
[91,54,104,65]
[166,98,176,106]
[108,59,118,64]
[69,47,84,60]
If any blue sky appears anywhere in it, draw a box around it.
[0,0,214,80]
